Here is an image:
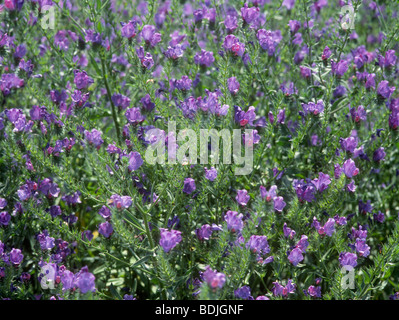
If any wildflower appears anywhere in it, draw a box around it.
[342,159,359,178]
[202,266,226,289]
[377,80,395,99]
[183,178,196,194]
[234,286,254,300]
[236,189,250,206]
[273,196,286,212]
[120,20,137,39]
[0,212,11,226]
[227,77,240,95]
[283,223,296,239]
[194,50,215,67]
[125,107,145,125]
[272,279,296,297]
[159,228,182,252]
[224,211,244,232]
[307,285,321,298]
[98,222,113,238]
[9,248,23,266]
[312,217,335,237]
[109,195,132,210]
[373,147,386,162]
[74,266,96,294]
[128,151,144,171]
[204,167,218,181]
[339,252,357,268]
[260,185,277,201]
[141,25,161,47]
[288,248,304,266]
[73,70,94,90]
[246,235,270,254]
[84,129,104,149]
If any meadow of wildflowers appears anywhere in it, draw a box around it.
[1,0,399,301]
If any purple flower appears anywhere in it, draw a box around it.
[174,75,192,91]
[288,20,301,33]
[196,224,213,241]
[0,74,24,96]
[120,20,136,39]
[295,235,309,253]
[204,167,218,181]
[73,70,94,90]
[300,66,312,79]
[373,211,385,223]
[365,73,376,89]
[307,285,321,298]
[282,0,296,10]
[98,206,111,219]
[246,235,270,254]
[313,217,335,237]
[224,15,238,33]
[283,223,296,239]
[234,286,253,300]
[164,45,184,60]
[61,270,75,291]
[256,29,282,56]
[227,77,240,95]
[136,46,154,69]
[37,231,55,250]
[98,221,113,238]
[236,189,250,206]
[224,211,244,232]
[340,137,358,153]
[0,212,11,226]
[311,172,331,192]
[354,239,370,257]
[241,3,259,24]
[288,248,304,266]
[111,94,131,110]
[84,129,104,149]
[183,178,196,194]
[378,50,397,68]
[339,252,357,268]
[159,228,182,252]
[260,185,277,201]
[9,248,23,266]
[202,266,226,289]
[128,151,143,171]
[321,46,332,61]
[194,50,215,67]
[0,198,7,210]
[293,179,315,203]
[350,105,367,122]
[377,80,395,99]
[373,147,386,162]
[125,107,145,125]
[141,25,161,47]
[75,267,96,294]
[272,279,296,297]
[223,35,245,57]
[343,159,359,178]
[331,60,349,77]
[273,196,286,212]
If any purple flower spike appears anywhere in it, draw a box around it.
[273,196,286,212]
[236,189,250,206]
[288,248,304,266]
[339,252,357,268]
[98,221,113,238]
[202,266,226,289]
[224,211,244,233]
[183,178,196,194]
[343,159,359,178]
[159,228,182,253]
